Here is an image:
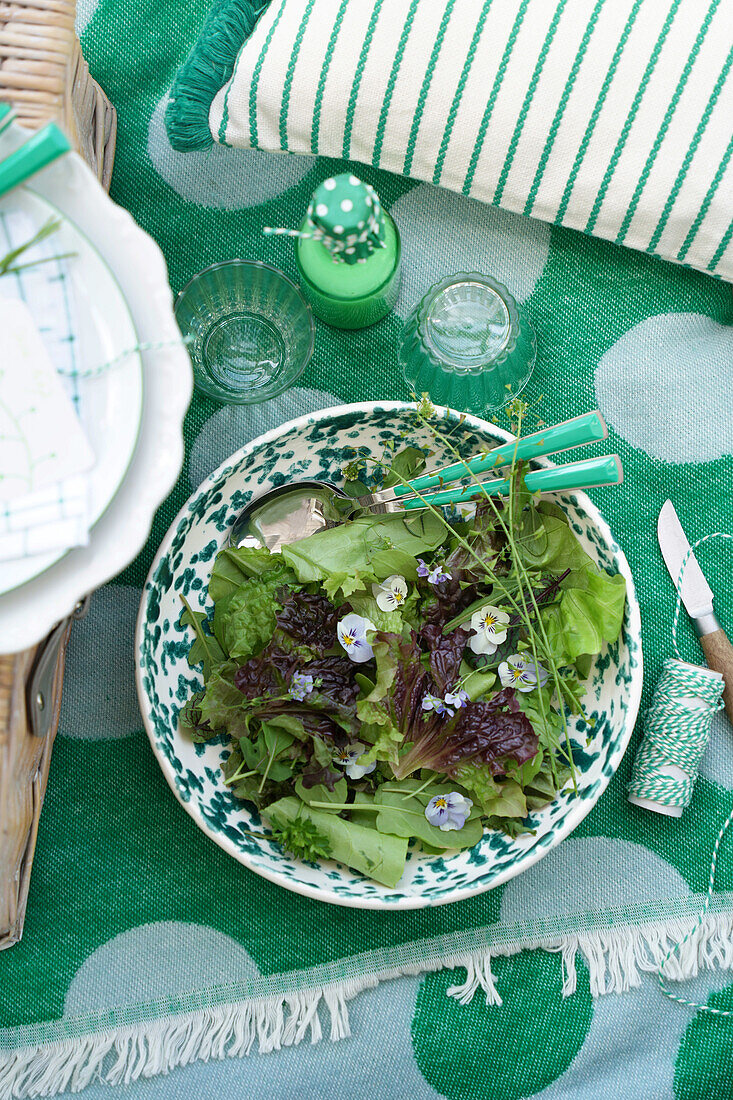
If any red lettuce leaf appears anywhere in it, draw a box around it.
[274,590,342,656]
[393,686,537,780]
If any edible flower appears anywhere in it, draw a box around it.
[372,574,408,612]
[421,692,447,716]
[469,605,510,655]
[336,613,376,663]
[416,559,451,585]
[498,654,549,693]
[288,671,314,701]
[443,688,470,715]
[425,792,473,831]
[333,741,376,779]
[422,688,470,718]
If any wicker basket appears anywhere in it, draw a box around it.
[0,0,116,949]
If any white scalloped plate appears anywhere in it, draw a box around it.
[0,136,192,654]
[0,187,143,595]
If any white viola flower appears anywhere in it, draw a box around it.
[336,613,376,663]
[372,574,408,612]
[498,653,549,693]
[288,671,314,701]
[424,792,473,831]
[333,741,376,780]
[469,604,510,655]
[443,688,470,716]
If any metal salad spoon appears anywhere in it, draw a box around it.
[228,411,620,554]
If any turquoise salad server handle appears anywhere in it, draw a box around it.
[388,409,607,500]
[400,454,623,510]
[0,122,71,199]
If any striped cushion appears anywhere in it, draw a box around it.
[168,0,733,281]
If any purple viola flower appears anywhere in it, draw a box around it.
[421,692,447,716]
[427,563,451,585]
[288,671,314,702]
[425,792,473,832]
[416,559,451,585]
[443,688,470,716]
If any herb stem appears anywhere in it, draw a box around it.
[225,766,258,786]
[258,741,278,793]
[308,800,427,819]
[411,405,577,790]
[403,776,436,800]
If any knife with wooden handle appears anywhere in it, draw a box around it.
[657,500,733,724]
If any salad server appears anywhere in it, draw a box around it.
[0,120,71,198]
[229,410,619,553]
[658,500,733,723]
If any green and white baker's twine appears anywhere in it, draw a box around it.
[627,659,724,808]
[629,532,733,1016]
[55,337,191,380]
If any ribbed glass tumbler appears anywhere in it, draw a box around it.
[175,260,314,404]
[399,273,536,413]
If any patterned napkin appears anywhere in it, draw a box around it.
[0,210,94,563]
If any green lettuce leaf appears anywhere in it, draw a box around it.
[322,571,369,601]
[369,547,421,582]
[264,797,408,887]
[372,779,483,850]
[541,568,626,661]
[281,512,448,584]
[208,545,289,603]
[180,597,226,679]
[347,593,407,635]
[453,765,528,819]
[518,507,595,575]
[380,445,429,489]
[199,661,250,739]
[294,776,348,807]
[220,573,286,662]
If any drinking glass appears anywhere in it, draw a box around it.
[175,260,315,404]
[399,272,536,412]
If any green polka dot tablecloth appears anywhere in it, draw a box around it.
[1,2,733,1097]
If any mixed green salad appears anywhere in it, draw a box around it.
[180,429,626,889]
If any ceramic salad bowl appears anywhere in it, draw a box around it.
[135,402,643,910]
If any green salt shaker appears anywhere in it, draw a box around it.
[295,173,401,330]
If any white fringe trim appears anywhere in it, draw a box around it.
[3,913,733,1098]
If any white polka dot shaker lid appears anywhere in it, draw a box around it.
[307,172,385,264]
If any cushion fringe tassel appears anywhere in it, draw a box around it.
[165,0,269,151]
[3,913,733,1097]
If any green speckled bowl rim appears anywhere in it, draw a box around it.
[135,401,643,910]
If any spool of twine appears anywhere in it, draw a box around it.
[628,657,724,817]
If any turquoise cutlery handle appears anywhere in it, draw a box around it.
[394,410,607,497]
[0,103,14,136]
[401,454,623,509]
[0,123,71,198]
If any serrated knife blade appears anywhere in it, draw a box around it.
[657,500,717,627]
[657,500,733,725]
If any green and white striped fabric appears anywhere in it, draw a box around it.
[167,0,733,281]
